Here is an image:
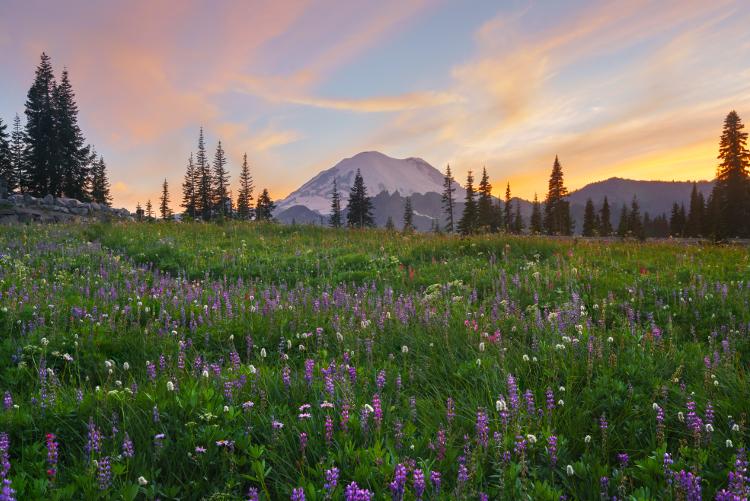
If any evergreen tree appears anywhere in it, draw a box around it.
[159,178,173,220]
[145,199,153,220]
[457,170,477,235]
[543,156,571,235]
[402,196,415,233]
[385,216,395,231]
[582,198,597,237]
[628,195,645,240]
[236,153,254,220]
[686,182,704,237]
[0,117,11,191]
[669,203,686,237]
[54,68,89,200]
[512,200,524,234]
[704,192,720,239]
[599,197,613,236]
[617,204,628,237]
[195,128,212,220]
[503,182,513,232]
[89,155,112,206]
[711,111,750,238]
[10,114,26,192]
[24,53,58,197]
[255,188,275,221]
[135,202,144,222]
[441,164,456,232]
[530,193,543,234]
[476,167,494,231]
[346,169,374,228]
[181,153,197,219]
[212,140,230,217]
[329,179,342,228]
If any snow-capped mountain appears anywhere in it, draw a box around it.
[276,151,459,214]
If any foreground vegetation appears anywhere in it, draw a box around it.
[0,222,748,500]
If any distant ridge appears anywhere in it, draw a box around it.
[276,152,715,233]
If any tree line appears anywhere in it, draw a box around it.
[0,53,112,205]
[337,109,749,240]
[136,128,276,222]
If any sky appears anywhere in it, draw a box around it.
[1,0,749,210]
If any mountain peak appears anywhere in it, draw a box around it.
[277,151,457,214]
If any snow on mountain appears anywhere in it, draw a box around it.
[276,151,459,214]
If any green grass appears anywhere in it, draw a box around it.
[0,222,748,500]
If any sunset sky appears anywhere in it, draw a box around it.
[1,0,749,210]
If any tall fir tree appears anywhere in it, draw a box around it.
[599,197,613,236]
[236,153,254,220]
[329,179,342,228]
[195,128,212,220]
[582,198,597,237]
[543,156,572,235]
[212,140,230,217]
[145,199,153,219]
[24,53,58,197]
[711,111,750,238]
[512,200,524,234]
[159,178,173,220]
[10,114,26,192]
[346,169,374,228]
[686,182,705,237]
[135,202,144,221]
[441,164,456,232]
[385,216,395,231]
[503,182,513,232]
[617,204,628,237]
[628,195,645,240]
[457,170,477,235]
[255,188,275,221]
[89,155,112,206]
[530,193,543,234]
[402,196,415,233]
[54,68,89,199]
[0,118,11,192]
[476,167,494,231]
[181,153,197,219]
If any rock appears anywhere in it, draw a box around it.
[90,202,101,211]
[71,207,90,216]
[43,194,54,205]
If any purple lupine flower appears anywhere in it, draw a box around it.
[372,393,383,429]
[146,361,157,381]
[475,408,489,447]
[686,400,703,438]
[409,396,417,422]
[663,452,674,484]
[376,369,386,392]
[85,418,101,459]
[479,493,489,501]
[618,453,629,469]
[344,481,374,501]
[247,487,259,501]
[299,432,308,455]
[2,393,11,411]
[674,470,702,501]
[324,466,339,496]
[413,468,425,499]
[325,415,334,445]
[290,487,305,501]
[599,413,608,431]
[340,404,349,433]
[122,432,134,458]
[389,463,407,501]
[600,476,609,498]
[430,471,441,494]
[457,463,469,486]
[153,405,160,423]
[524,389,536,416]
[446,398,455,423]
[0,433,13,499]
[282,366,291,390]
[45,433,58,482]
[97,456,112,490]
[304,359,314,386]
[436,428,447,461]
[546,387,555,412]
[507,374,519,411]
[154,433,165,452]
[514,435,527,456]
[547,435,558,466]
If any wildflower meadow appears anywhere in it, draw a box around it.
[0,222,748,500]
